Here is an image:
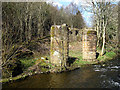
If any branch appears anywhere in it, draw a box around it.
[2,46,22,67]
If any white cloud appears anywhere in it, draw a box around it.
[46,0,94,27]
[54,0,73,2]
[46,0,63,7]
[52,2,62,7]
[46,0,92,8]
[73,0,80,5]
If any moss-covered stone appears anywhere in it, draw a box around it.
[50,24,69,69]
[87,30,97,35]
[51,26,55,37]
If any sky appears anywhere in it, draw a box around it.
[47,0,119,27]
[46,0,95,27]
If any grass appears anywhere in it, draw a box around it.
[19,46,117,71]
[1,56,51,83]
[97,51,116,62]
[69,50,82,57]
[69,48,117,66]
[74,59,91,65]
[19,55,53,72]
[20,57,37,70]
[105,51,116,58]
[1,46,118,83]
[69,50,93,65]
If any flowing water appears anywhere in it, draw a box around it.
[2,56,120,89]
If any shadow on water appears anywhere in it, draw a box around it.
[2,55,120,88]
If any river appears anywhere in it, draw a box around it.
[2,56,120,89]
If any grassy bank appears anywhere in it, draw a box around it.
[97,51,117,62]
[1,44,118,83]
[69,50,117,67]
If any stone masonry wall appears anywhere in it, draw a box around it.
[50,24,69,67]
[69,28,82,42]
[82,29,97,62]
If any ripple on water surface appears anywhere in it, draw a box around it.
[2,56,120,88]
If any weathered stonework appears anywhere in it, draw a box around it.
[69,28,82,42]
[50,24,69,67]
[82,29,97,61]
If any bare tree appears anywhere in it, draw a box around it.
[82,0,118,55]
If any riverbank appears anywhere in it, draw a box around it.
[1,50,118,83]
[1,41,119,83]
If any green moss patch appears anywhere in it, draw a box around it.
[0,73,28,83]
[87,30,97,35]
[20,57,37,70]
[51,26,55,37]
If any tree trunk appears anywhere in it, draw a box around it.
[101,27,105,56]
[25,2,29,42]
[101,17,107,56]
[37,17,41,38]
[96,19,99,47]
[19,18,23,42]
[28,13,32,41]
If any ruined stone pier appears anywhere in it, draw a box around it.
[69,28,82,42]
[50,24,69,67]
[82,29,97,62]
